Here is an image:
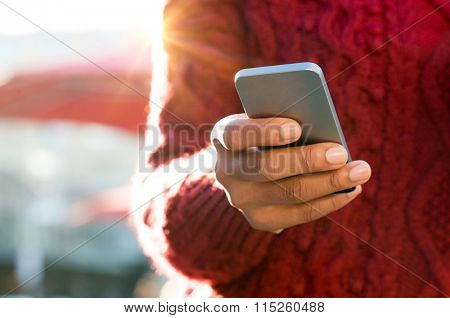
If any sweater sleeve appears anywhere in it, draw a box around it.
[150,0,250,167]
[132,155,273,285]
[131,0,274,286]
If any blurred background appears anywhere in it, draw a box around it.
[0,0,163,297]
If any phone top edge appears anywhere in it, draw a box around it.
[234,62,352,161]
[234,62,323,83]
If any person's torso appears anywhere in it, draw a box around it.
[217,0,450,297]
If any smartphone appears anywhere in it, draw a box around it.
[235,62,354,192]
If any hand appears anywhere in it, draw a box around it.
[211,113,371,233]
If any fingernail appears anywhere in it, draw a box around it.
[347,185,362,198]
[325,146,348,164]
[349,162,371,181]
[279,123,299,140]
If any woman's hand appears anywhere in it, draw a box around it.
[211,114,371,233]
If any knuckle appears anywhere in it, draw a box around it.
[214,155,234,184]
[284,180,304,201]
[215,170,226,186]
[329,196,340,211]
[214,163,227,185]
[227,195,240,210]
[227,190,242,209]
[217,117,238,149]
[329,172,344,190]
[300,146,315,173]
[221,130,234,149]
[225,184,252,210]
[245,213,268,231]
[253,151,266,178]
[301,205,315,223]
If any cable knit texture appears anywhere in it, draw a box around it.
[133,0,450,297]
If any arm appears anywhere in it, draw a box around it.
[132,0,372,290]
[131,0,273,285]
[132,152,273,284]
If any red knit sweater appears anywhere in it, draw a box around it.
[132,0,450,297]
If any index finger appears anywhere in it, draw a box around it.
[211,113,301,151]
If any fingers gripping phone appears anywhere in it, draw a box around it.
[234,62,355,193]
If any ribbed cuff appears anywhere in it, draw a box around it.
[163,173,274,283]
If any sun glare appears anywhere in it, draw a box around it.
[0,0,164,39]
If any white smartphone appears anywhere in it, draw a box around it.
[234,62,351,160]
[235,62,354,192]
